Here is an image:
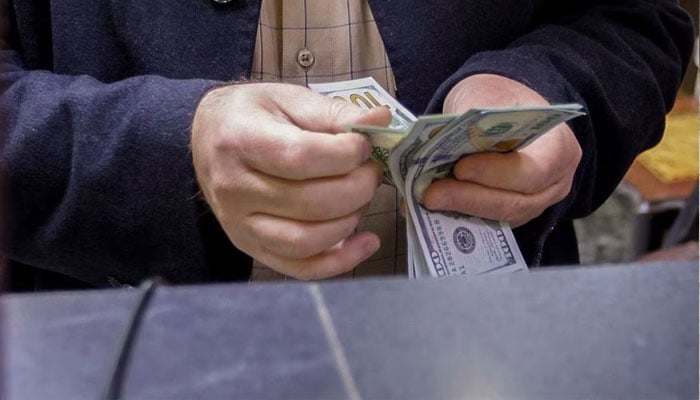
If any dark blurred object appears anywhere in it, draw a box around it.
[0,0,5,294]
[637,182,699,263]
[679,0,698,95]
[620,95,698,258]
[661,181,699,248]
[3,262,697,399]
[6,261,94,292]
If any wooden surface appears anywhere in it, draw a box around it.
[624,161,696,205]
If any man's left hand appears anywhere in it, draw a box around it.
[422,74,582,227]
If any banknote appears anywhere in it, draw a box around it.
[388,114,458,196]
[346,125,406,173]
[411,105,585,200]
[351,116,457,193]
[309,77,416,180]
[416,105,585,168]
[309,77,586,279]
[308,77,416,130]
[412,209,527,277]
[406,217,432,279]
[404,106,584,277]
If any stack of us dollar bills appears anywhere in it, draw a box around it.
[309,77,584,279]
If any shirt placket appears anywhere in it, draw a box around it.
[282,0,307,85]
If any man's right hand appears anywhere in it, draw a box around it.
[191,83,391,280]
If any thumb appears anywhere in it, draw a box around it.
[312,97,392,133]
[290,88,392,133]
[331,102,393,132]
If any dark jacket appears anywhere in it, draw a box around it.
[1,0,694,289]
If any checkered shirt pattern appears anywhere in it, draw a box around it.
[249,0,407,281]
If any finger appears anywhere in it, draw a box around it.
[247,206,368,259]
[255,231,381,280]
[299,98,393,133]
[269,85,393,133]
[204,84,391,180]
[223,160,382,221]
[452,127,580,195]
[452,151,554,194]
[422,178,569,227]
[233,119,374,180]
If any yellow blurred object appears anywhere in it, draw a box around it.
[636,113,699,183]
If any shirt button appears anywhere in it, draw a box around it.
[212,0,233,4]
[297,48,315,68]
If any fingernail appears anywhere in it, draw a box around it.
[366,237,381,255]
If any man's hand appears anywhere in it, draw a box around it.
[192,83,391,279]
[422,74,582,227]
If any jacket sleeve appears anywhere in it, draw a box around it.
[0,49,250,287]
[426,0,695,224]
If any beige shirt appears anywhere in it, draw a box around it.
[250,0,396,93]
[249,0,407,281]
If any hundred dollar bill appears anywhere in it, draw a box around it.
[309,77,417,181]
[308,77,416,130]
[410,209,526,277]
[418,104,584,167]
[346,125,406,173]
[388,114,458,195]
[411,105,585,200]
[407,217,432,278]
[351,115,458,192]
[405,106,584,277]
[310,78,586,279]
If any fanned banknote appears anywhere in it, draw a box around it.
[404,106,584,277]
[309,77,585,279]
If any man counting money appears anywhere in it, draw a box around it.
[3,1,694,289]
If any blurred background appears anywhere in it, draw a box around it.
[574,0,698,265]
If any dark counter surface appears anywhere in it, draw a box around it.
[3,261,697,399]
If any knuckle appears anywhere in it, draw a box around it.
[511,214,532,228]
[278,228,317,259]
[295,271,316,281]
[352,173,379,205]
[211,169,252,194]
[570,139,583,162]
[503,195,529,223]
[299,195,333,220]
[501,208,519,225]
[454,159,480,181]
[529,171,550,193]
[553,180,573,203]
[344,212,364,235]
[347,135,368,165]
[208,172,233,193]
[280,138,313,176]
[292,264,322,281]
[209,125,244,158]
[328,98,354,126]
